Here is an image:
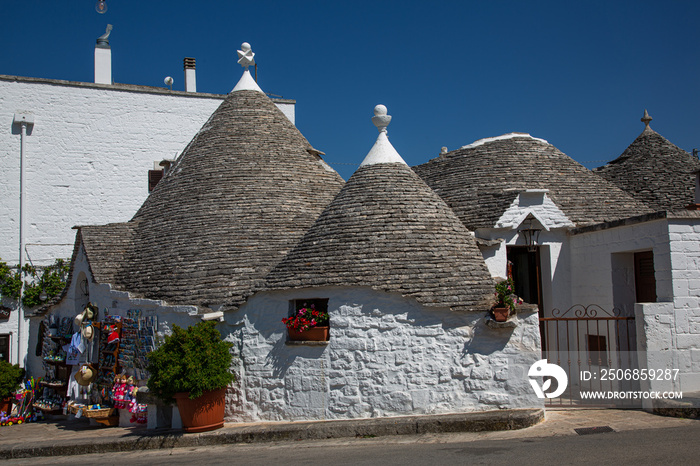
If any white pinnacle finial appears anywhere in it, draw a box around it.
[232,41,263,93]
[371,104,392,133]
[237,42,256,70]
[359,104,407,167]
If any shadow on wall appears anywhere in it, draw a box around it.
[266,338,326,379]
[464,319,515,356]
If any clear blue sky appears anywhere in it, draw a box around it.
[3,1,699,180]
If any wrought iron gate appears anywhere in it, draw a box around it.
[539,305,638,407]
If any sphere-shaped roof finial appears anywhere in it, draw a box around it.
[237,42,256,70]
[372,104,392,133]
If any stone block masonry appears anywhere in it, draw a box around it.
[223,287,543,422]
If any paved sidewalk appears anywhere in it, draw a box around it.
[0,407,696,459]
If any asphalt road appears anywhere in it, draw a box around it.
[6,422,699,465]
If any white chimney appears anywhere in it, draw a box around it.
[94,24,113,85]
[184,57,196,92]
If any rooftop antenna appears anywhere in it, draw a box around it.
[164,76,173,90]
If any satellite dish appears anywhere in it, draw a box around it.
[164,76,174,90]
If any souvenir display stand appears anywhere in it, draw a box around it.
[35,316,73,414]
[30,307,157,428]
[68,314,121,425]
[68,310,156,427]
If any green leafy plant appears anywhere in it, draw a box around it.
[0,258,68,308]
[0,361,24,398]
[0,260,22,300]
[494,278,520,312]
[146,321,235,403]
[21,259,69,308]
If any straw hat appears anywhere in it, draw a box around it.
[74,310,85,328]
[74,364,97,386]
[81,324,94,342]
[84,303,98,321]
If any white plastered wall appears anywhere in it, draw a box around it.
[221,286,543,422]
[569,219,672,310]
[634,219,700,400]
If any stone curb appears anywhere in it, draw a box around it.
[652,398,700,419]
[0,408,543,459]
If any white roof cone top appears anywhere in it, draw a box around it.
[359,104,407,167]
[232,42,264,93]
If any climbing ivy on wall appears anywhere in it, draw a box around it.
[0,258,69,308]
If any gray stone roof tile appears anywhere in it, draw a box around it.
[413,135,651,230]
[593,126,700,211]
[265,163,495,311]
[65,90,344,312]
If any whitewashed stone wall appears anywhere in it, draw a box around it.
[223,287,542,422]
[569,219,673,309]
[0,76,295,266]
[634,219,700,400]
[570,217,700,396]
[635,302,678,409]
[668,220,700,314]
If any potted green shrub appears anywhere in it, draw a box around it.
[146,321,234,432]
[493,278,518,322]
[0,361,24,415]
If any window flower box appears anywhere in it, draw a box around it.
[287,326,330,342]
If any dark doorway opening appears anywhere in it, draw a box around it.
[508,246,544,347]
[634,251,657,303]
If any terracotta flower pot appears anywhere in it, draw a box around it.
[174,387,227,433]
[492,307,510,322]
[287,326,330,341]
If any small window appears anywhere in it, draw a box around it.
[289,298,329,318]
[0,334,9,362]
[284,299,330,344]
[148,169,164,193]
[587,334,608,366]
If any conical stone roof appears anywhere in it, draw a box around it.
[593,113,700,211]
[265,106,495,311]
[70,49,345,312]
[413,133,652,230]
